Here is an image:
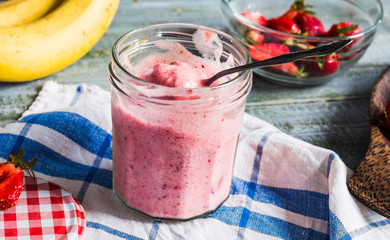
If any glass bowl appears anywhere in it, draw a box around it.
[220,0,383,86]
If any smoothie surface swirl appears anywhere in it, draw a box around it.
[125,29,235,88]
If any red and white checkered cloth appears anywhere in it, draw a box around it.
[0,176,86,240]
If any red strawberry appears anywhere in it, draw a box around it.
[241,10,267,26]
[0,149,37,210]
[255,43,290,55]
[280,0,314,20]
[294,12,325,37]
[246,30,264,44]
[249,43,304,77]
[326,21,362,37]
[306,53,340,76]
[326,21,362,52]
[266,17,301,34]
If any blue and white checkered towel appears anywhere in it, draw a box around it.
[1,80,389,240]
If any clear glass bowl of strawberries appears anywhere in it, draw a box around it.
[220,0,383,86]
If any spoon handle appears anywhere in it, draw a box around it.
[205,39,352,86]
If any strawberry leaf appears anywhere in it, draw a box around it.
[16,149,24,160]
[28,158,38,168]
[303,9,316,16]
[293,0,307,10]
[26,169,36,181]
[297,66,309,78]
[7,149,38,181]
[338,25,358,35]
[316,57,325,70]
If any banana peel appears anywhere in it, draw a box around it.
[0,0,64,27]
[0,0,120,82]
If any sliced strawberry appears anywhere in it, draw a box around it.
[253,43,290,57]
[241,10,267,26]
[266,17,301,34]
[0,149,37,210]
[294,12,325,37]
[306,53,339,76]
[245,30,264,44]
[249,43,303,77]
[252,43,290,56]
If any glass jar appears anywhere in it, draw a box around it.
[108,23,252,221]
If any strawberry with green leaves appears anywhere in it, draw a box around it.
[326,21,362,52]
[326,21,362,37]
[0,149,37,210]
[278,0,325,37]
[285,41,340,75]
[279,0,314,20]
[283,40,338,76]
[265,0,309,35]
[306,53,340,76]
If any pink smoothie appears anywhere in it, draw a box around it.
[112,30,246,219]
[139,61,207,88]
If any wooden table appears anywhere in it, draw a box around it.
[0,0,389,170]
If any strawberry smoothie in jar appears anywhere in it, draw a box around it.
[108,23,252,220]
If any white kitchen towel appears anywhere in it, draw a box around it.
[0,80,389,240]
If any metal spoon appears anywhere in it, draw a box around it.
[202,39,352,86]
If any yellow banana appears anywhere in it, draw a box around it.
[0,0,64,27]
[0,0,119,82]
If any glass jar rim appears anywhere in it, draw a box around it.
[110,22,252,92]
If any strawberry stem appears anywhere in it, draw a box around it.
[338,25,359,35]
[8,149,37,181]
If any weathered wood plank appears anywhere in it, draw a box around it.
[247,98,371,170]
